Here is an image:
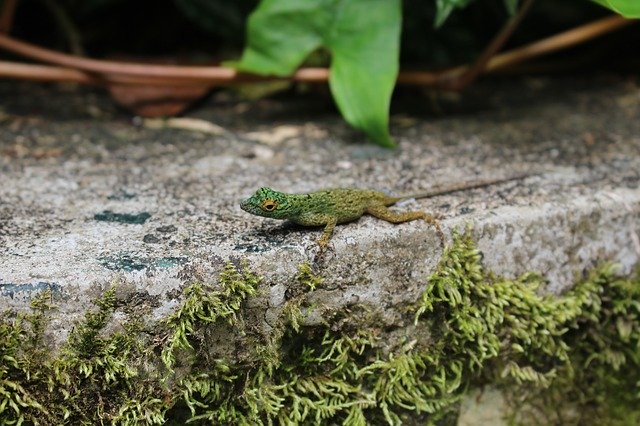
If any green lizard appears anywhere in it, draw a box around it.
[240,174,529,249]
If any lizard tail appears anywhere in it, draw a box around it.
[400,173,534,201]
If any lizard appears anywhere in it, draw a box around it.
[240,174,530,249]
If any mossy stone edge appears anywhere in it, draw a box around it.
[1,230,639,425]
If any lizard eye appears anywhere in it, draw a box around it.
[261,199,278,212]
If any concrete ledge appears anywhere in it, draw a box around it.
[1,77,639,344]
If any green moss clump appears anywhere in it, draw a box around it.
[506,267,640,425]
[0,286,166,425]
[161,262,261,371]
[1,232,639,425]
[0,293,49,424]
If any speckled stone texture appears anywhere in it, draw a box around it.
[1,76,639,344]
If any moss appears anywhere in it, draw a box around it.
[505,266,640,425]
[0,285,166,425]
[161,262,261,372]
[1,232,639,425]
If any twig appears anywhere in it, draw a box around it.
[0,32,239,81]
[0,60,98,83]
[0,60,215,87]
[143,117,226,135]
[0,0,19,34]
[39,0,84,56]
[401,15,634,86]
[0,33,331,83]
[0,59,329,87]
[484,15,634,72]
[437,0,535,90]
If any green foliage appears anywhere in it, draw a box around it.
[295,262,324,291]
[592,0,640,17]
[0,293,50,425]
[159,263,262,423]
[508,265,640,424]
[0,287,167,425]
[235,0,528,147]
[15,0,627,148]
[416,231,640,423]
[1,238,640,424]
[161,262,261,371]
[415,232,583,389]
[236,0,401,147]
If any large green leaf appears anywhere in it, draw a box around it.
[592,0,640,17]
[236,0,401,147]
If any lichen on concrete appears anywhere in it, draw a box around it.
[1,231,639,425]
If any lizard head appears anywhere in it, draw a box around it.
[240,187,295,220]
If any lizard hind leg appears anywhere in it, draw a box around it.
[365,204,445,246]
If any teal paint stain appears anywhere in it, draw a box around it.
[0,282,62,299]
[94,210,151,224]
[107,190,137,200]
[153,257,187,268]
[100,254,147,271]
[233,243,271,253]
[99,254,187,272]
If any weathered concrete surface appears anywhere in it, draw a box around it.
[1,76,639,344]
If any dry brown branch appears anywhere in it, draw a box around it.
[484,15,634,72]
[412,15,634,86]
[0,60,98,83]
[0,32,332,84]
[436,0,535,90]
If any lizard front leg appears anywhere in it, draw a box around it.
[317,217,338,249]
[365,204,444,245]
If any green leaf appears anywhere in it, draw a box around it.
[236,0,401,147]
[591,0,640,17]
[235,0,328,76]
[503,0,519,15]
[326,0,400,147]
[434,0,473,28]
